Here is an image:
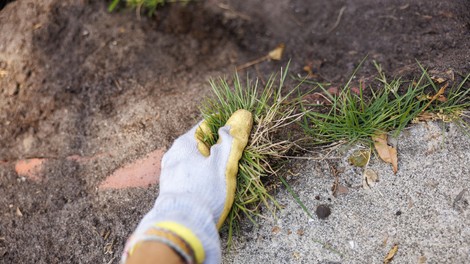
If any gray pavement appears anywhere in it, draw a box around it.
[223,121,470,263]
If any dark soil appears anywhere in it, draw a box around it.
[0,0,468,263]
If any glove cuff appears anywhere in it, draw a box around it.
[125,194,221,264]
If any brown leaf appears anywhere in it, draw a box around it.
[421,83,448,112]
[268,43,285,61]
[363,168,379,189]
[236,43,285,70]
[437,95,447,102]
[431,76,446,84]
[417,256,427,264]
[336,184,349,195]
[332,180,349,196]
[412,112,439,123]
[303,65,313,76]
[272,226,281,234]
[384,244,398,264]
[372,133,398,174]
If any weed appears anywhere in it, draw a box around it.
[199,64,303,244]
[302,62,470,145]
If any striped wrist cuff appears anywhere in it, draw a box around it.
[122,222,205,264]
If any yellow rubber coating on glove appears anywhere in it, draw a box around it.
[195,121,212,157]
[155,221,205,264]
[194,110,253,228]
[216,109,253,229]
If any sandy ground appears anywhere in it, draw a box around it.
[223,122,470,263]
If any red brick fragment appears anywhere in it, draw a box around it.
[15,158,46,181]
[99,149,164,190]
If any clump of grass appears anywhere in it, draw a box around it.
[199,65,302,244]
[302,62,470,145]
[108,0,190,15]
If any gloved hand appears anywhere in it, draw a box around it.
[122,109,253,264]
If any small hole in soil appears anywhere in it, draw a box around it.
[0,0,15,11]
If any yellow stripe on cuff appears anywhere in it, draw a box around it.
[155,221,205,264]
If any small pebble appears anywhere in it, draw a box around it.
[349,240,356,249]
[316,204,331,219]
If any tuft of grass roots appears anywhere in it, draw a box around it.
[199,65,302,244]
[302,61,470,145]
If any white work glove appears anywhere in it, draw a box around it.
[122,109,253,264]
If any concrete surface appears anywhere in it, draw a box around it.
[222,121,470,264]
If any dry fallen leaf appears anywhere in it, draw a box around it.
[421,83,448,112]
[412,112,439,123]
[268,43,285,61]
[417,255,427,264]
[303,65,313,76]
[336,184,349,195]
[237,43,285,70]
[372,133,398,174]
[363,168,379,189]
[272,226,281,234]
[431,76,446,84]
[348,149,371,167]
[437,95,447,102]
[384,244,398,264]
[331,181,349,197]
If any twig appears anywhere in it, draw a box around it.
[216,3,252,21]
[327,6,346,33]
[236,55,269,71]
[329,161,340,197]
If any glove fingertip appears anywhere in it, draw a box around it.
[225,110,253,145]
[214,110,253,228]
[194,121,212,157]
